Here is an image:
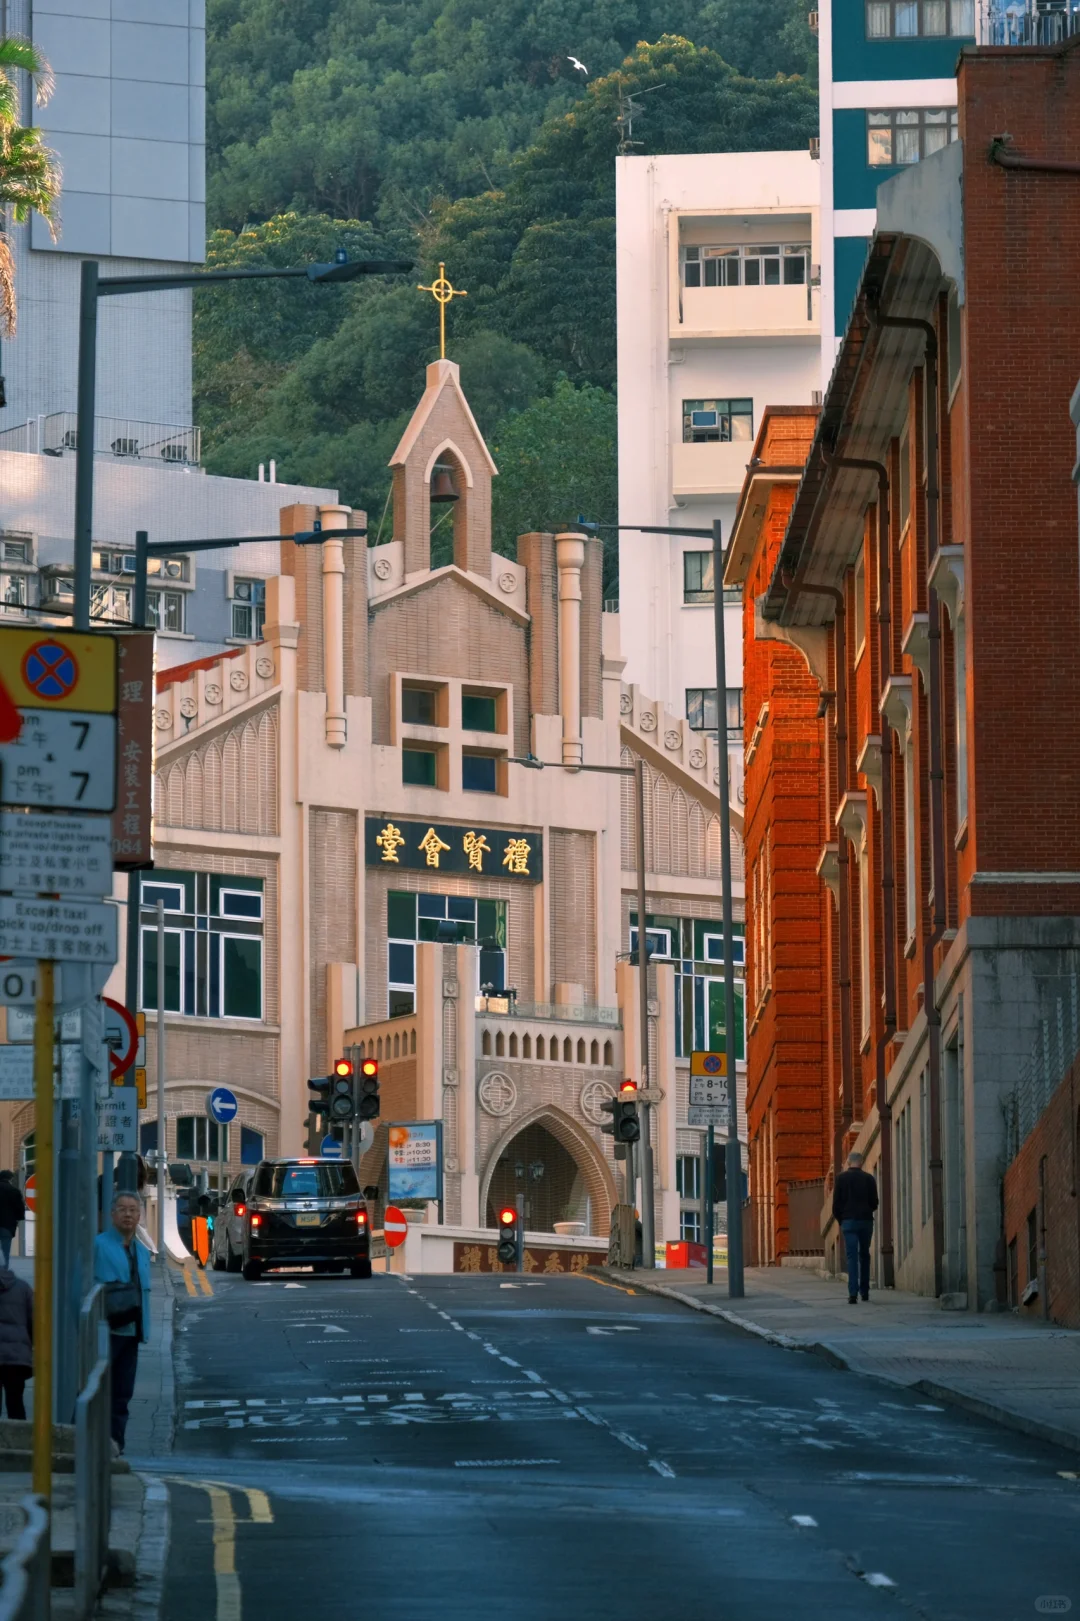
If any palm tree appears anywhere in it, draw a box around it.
[0,36,59,335]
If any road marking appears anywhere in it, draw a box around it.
[586,1325,640,1335]
[648,1459,676,1478]
[284,1283,305,1289]
[572,1272,637,1297]
[197,1269,214,1298]
[1058,1471,1078,1481]
[454,1458,559,1468]
[791,1515,818,1528]
[181,1267,198,1298]
[862,1574,897,1589]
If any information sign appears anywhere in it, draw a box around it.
[690,1050,728,1079]
[0,1042,81,1099]
[0,711,117,812]
[689,1073,730,1109]
[0,630,116,714]
[320,1136,343,1160]
[0,809,113,896]
[387,1122,443,1202]
[0,964,64,1006]
[0,896,118,964]
[206,1087,238,1126]
[687,1103,731,1130]
[111,632,155,869]
[97,1087,138,1153]
[102,998,139,1079]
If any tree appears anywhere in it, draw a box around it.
[0,38,60,333]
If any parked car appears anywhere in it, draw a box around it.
[233,1158,372,1281]
[211,1170,257,1272]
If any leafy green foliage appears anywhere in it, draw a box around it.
[0,37,61,333]
[199,7,818,579]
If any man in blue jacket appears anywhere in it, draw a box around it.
[93,1192,151,1452]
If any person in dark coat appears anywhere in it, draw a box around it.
[0,1173,26,1269]
[832,1150,879,1304]
[0,1267,33,1419]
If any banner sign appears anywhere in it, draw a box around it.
[387,1121,442,1203]
[365,817,542,882]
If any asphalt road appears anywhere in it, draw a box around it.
[151,1266,1080,1621]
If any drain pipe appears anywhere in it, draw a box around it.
[870,307,946,1296]
[821,444,898,1290]
[781,573,853,1182]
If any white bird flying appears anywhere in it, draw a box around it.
[567,55,588,75]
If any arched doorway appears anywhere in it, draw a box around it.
[481,1108,617,1236]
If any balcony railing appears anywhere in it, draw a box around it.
[980,0,1080,43]
[0,413,201,468]
[476,997,620,1025]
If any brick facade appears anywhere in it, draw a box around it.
[1003,1059,1080,1328]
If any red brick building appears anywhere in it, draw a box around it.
[725,410,830,1264]
[731,38,1080,1302]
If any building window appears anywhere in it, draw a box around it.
[898,430,911,531]
[895,1102,913,1261]
[676,1155,701,1200]
[402,685,438,726]
[462,693,498,732]
[139,872,264,1021]
[90,583,133,624]
[1007,1236,1018,1307]
[632,911,746,1061]
[1026,1207,1038,1286]
[682,243,811,288]
[679,1208,702,1242]
[388,891,507,1016]
[919,1068,932,1227]
[686,687,743,740]
[904,735,917,942]
[868,108,958,166]
[682,551,714,605]
[402,746,438,787]
[629,925,674,961]
[858,838,871,1040]
[176,1116,229,1162]
[240,1126,265,1165]
[0,572,31,611]
[232,578,266,640]
[865,0,974,36]
[853,555,866,656]
[462,752,498,793]
[682,398,754,444]
[0,535,31,565]
[147,588,185,633]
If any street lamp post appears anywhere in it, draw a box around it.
[576,517,745,1297]
[511,754,655,1267]
[73,252,413,632]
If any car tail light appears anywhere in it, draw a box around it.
[235,1204,246,1218]
[250,1213,262,1228]
[355,1209,367,1227]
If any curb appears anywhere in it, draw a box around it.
[620,1273,1080,1456]
[128,1476,169,1621]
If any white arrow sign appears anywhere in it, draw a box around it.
[288,1322,347,1334]
[586,1325,641,1335]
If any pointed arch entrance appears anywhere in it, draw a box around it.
[479,1106,618,1237]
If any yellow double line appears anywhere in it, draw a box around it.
[178,1262,214,1298]
[163,1479,273,1621]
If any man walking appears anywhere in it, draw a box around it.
[93,1192,151,1452]
[832,1150,879,1303]
[0,1172,26,1268]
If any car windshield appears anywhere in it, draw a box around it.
[252,1163,360,1198]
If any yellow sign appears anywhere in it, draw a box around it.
[690,1050,728,1078]
[135,1066,147,1109]
[0,628,117,714]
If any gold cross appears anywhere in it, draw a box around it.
[417,262,467,359]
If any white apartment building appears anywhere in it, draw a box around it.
[616,152,821,799]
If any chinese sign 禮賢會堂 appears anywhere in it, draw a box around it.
[365,818,543,881]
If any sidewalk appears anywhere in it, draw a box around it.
[616,1263,1080,1455]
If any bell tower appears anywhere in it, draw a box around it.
[388,359,498,577]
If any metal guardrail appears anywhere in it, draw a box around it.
[0,1495,49,1621]
[475,999,621,1025]
[980,0,1080,45]
[73,1286,111,1621]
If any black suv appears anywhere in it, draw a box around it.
[236,1158,372,1281]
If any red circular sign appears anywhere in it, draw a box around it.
[24,1174,35,1214]
[22,639,79,701]
[383,1205,408,1248]
[103,997,139,1080]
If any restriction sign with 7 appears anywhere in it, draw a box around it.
[0,711,116,812]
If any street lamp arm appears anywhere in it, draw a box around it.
[97,260,415,296]
[507,755,633,777]
[573,520,716,541]
[144,528,367,557]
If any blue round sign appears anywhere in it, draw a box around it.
[206,1087,238,1126]
[320,1136,343,1159]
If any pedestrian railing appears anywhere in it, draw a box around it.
[0,1495,49,1621]
[1003,976,1080,1164]
[73,1287,111,1621]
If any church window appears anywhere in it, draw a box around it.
[631,911,746,1061]
[462,693,498,732]
[402,685,438,725]
[403,745,438,787]
[139,872,264,1021]
[387,892,507,1016]
[462,751,498,793]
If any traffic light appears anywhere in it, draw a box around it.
[357,1058,380,1121]
[496,1205,519,1266]
[616,1080,641,1143]
[330,1058,355,1122]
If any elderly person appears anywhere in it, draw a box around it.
[0,1264,32,1419]
[93,1192,151,1452]
[832,1150,879,1304]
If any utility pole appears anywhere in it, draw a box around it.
[711,518,744,1297]
[156,900,167,1254]
[633,756,655,1267]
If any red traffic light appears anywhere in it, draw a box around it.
[619,1079,638,1096]
[360,1059,378,1078]
[498,1207,517,1226]
[333,1058,354,1079]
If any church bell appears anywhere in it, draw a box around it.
[430,465,458,503]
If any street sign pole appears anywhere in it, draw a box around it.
[32,959,54,1526]
[705,1123,715,1286]
[156,901,166,1254]
[515,1191,525,1275]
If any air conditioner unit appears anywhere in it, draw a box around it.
[161,442,189,464]
[121,554,138,573]
[111,437,140,457]
[164,559,184,579]
[809,136,821,160]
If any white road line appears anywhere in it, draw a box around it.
[454,1459,559,1468]
[862,1574,897,1589]
[648,1459,676,1479]
[523,1370,543,1384]
[791,1515,818,1528]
